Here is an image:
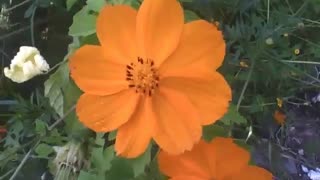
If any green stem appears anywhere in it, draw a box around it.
[30,7,37,47]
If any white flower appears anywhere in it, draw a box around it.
[3,46,49,83]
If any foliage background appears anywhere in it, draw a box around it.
[0,0,320,179]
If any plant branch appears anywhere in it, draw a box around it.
[9,140,40,180]
[236,60,256,111]
[48,105,76,131]
[3,0,32,13]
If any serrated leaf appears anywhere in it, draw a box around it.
[69,6,97,37]
[35,143,54,157]
[220,104,247,125]
[67,0,78,10]
[91,145,115,174]
[87,0,106,12]
[128,145,151,177]
[44,63,69,117]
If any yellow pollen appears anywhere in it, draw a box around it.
[126,57,159,96]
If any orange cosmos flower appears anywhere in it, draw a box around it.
[158,138,273,180]
[69,0,231,158]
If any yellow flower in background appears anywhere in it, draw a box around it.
[276,98,283,108]
[4,46,49,83]
[240,61,249,68]
[294,48,300,55]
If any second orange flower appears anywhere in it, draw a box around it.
[69,0,231,158]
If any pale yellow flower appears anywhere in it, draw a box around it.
[4,46,49,83]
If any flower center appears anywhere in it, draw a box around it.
[126,57,159,96]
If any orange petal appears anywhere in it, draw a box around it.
[170,176,206,180]
[69,45,128,95]
[209,138,250,179]
[97,5,138,64]
[76,90,139,132]
[115,97,154,158]
[159,20,226,78]
[152,87,202,154]
[229,166,273,180]
[160,73,231,125]
[136,0,184,66]
[158,141,212,179]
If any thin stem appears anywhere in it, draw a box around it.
[30,7,37,47]
[0,19,47,41]
[285,0,294,14]
[293,0,309,16]
[9,140,41,180]
[3,0,32,13]
[267,0,270,22]
[291,34,320,48]
[240,102,276,108]
[280,60,320,65]
[0,169,14,180]
[45,61,66,74]
[0,48,9,59]
[236,60,256,111]
[48,105,76,131]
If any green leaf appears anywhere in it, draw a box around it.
[91,145,115,174]
[128,145,151,177]
[108,131,117,141]
[67,0,78,10]
[69,6,97,37]
[35,119,46,136]
[108,0,140,9]
[35,143,54,157]
[202,124,228,141]
[78,171,97,180]
[44,63,69,117]
[184,10,200,22]
[87,0,107,12]
[220,104,247,125]
[62,80,85,133]
[106,158,134,180]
